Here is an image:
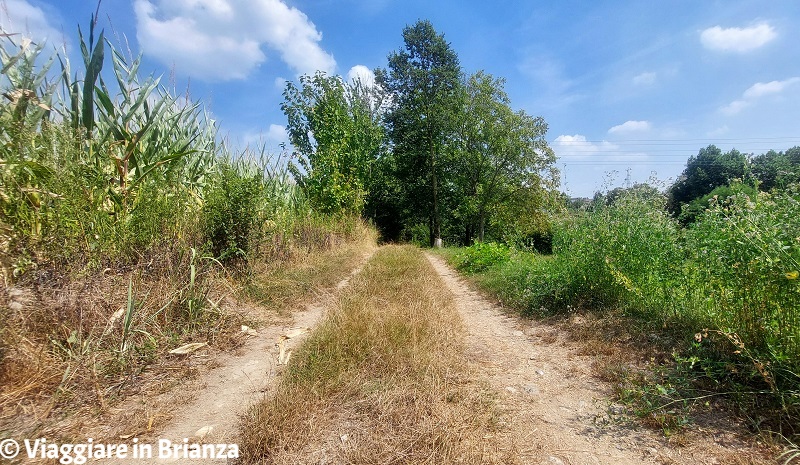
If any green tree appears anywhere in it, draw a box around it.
[678,182,757,225]
[668,145,749,216]
[378,20,462,246]
[455,71,557,243]
[751,146,800,191]
[282,72,385,215]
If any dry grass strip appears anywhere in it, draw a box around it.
[238,245,515,464]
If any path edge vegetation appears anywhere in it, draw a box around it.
[0,12,377,441]
[438,184,800,453]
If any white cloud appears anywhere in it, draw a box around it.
[518,51,582,108]
[743,77,800,99]
[347,65,375,87]
[134,0,336,81]
[707,125,729,137]
[700,23,776,53]
[721,100,749,115]
[234,124,290,153]
[632,72,656,86]
[0,0,61,44]
[608,120,651,134]
[721,77,800,115]
[553,134,618,158]
[266,124,288,144]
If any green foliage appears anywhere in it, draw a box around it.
[678,182,757,225]
[375,24,560,246]
[379,19,463,246]
[455,241,510,273]
[751,147,800,192]
[548,189,683,316]
[454,71,559,244]
[0,25,218,271]
[0,15,315,278]
[201,163,263,262]
[282,72,385,215]
[668,145,750,215]
[684,188,800,382]
[450,183,800,432]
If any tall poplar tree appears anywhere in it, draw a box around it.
[378,20,462,246]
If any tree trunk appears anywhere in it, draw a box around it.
[430,140,441,248]
[478,210,486,242]
[428,215,434,248]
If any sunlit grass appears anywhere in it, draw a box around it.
[442,188,800,436]
[238,246,511,464]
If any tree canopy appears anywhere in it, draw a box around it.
[668,145,748,216]
[454,71,557,243]
[280,20,559,246]
[377,19,463,246]
[282,72,385,215]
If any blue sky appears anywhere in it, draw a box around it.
[3,0,800,197]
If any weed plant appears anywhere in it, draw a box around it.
[455,241,511,273]
[0,21,374,438]
[447,186,800,436]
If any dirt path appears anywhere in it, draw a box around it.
[88,251,374,465]
[425,253,772,465]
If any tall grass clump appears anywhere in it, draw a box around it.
[0,15,374,439]
[456,190,684,319]
[455,241,511,273]
[201,162,264,262]
[554,191,685,319]
[685,189,800,362]
[684,189,800,419]
[447,184,800,434]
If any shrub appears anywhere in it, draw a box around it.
[201,163,263,262]
[684,188,800,381]
[678,182,757,225]
[453,184,800,432]
[547,190,684,317]
[455,241,510,273]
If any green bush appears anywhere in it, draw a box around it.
[545,190,684,317]
[455,241,511,273]
[451,184,800,431]
[678,182,757,225]
[685,188,800,379]
[201,163,263,262]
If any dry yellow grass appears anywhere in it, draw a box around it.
[238,245,512,464]
[243,221,377,313]
[0,220,376,441]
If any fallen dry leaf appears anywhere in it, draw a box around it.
[169,342,208,355]
[195,425,214,441]
[241,325,258,336]
[284,327,311,339]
